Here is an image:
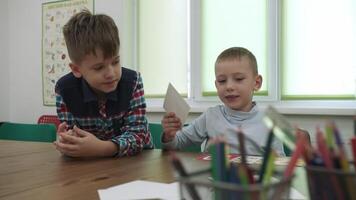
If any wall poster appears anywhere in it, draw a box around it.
[42,0,94,106]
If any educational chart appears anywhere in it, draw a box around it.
[42,0,94,106]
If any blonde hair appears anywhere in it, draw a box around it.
[63,10,120,64]
[215,47,258,75]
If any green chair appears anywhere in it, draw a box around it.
[0,122,57,142]
[149,123,164,149]
[148,123,201,152]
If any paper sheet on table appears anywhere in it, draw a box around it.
[197,154,304,166]
[98,180,305,200]
[231,155,305,167]
[98,180,180,200]
[270,177,306,200]
[289,187,307,200]
[163,83,190,123]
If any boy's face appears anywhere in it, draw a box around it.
[69,49,121,97]
[215,56,262,112]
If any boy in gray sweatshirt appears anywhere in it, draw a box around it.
[161,47,284,156]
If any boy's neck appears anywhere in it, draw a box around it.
[226,101,256,112]
[97,94,107,103]
[90,86,107,102]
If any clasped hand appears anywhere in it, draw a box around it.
[53,122,104,157]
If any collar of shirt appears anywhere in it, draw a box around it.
[81,79,118,103]
[223,102,258,122]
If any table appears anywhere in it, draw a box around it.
[0,140,208,200]
[0,140,308,200]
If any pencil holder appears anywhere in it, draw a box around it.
[306,166,356,200]
[177,168,294,200]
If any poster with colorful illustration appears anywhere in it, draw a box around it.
[42,0,94,106]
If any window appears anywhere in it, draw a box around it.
[136,0,188,97]
[122,0,356,115]
[281,0,356,100]
[200,0,268,97]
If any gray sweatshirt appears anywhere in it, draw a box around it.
[162,103,285,156]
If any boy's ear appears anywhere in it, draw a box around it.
[254,75,262,91]
[69,63,82,78]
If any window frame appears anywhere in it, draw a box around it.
[126,0,356,116]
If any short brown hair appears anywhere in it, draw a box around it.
[215,47,258,75]
[63,10,120,64]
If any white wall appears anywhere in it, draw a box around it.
[8,0,48,123]
[5,0,126,123]
[0,0,9,121]
[2,0,355,148]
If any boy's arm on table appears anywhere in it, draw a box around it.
[55,91,77,128]
[55,93,117,157]
[111,74,153,157]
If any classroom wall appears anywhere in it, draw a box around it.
[0,0,10,121]
[1,0,355,148]
[5,0,125,123]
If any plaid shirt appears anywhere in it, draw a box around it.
[55,67,153,157]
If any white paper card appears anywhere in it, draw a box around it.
[163,83,190,123]
[98,180,306,200]
[98,180,180,200]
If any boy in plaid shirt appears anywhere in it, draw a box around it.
[54,10,153,158]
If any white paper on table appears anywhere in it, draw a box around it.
[230,156,305,167]
[163,83,190,123]
[289,187,306,200]
[98,180,180,200]
[269,177,306,200]
[98,179,305,200]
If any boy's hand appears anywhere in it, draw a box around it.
[56,122,78,144]
[53,126,117,157]
[56,122,70,143]
[161,112,182,142]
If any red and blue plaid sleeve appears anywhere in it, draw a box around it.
[55,90,76,128]
[111,72,153,156]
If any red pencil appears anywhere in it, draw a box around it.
[284,134,307,177]
[351,137,356,169]
[316,127,333,169]
[316,127,344,199]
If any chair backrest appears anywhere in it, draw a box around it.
[37,115,61,129]
[0,122,57,142]
[149,123,163,149]
[148,123,201,152]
